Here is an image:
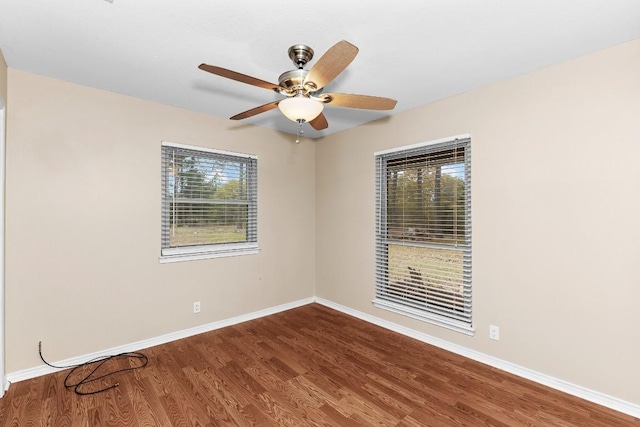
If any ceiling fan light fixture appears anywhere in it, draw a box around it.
[278,95,324,123]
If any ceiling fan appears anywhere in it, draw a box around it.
[198,40,397,131]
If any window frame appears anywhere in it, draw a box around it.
[159,141,258,263]
[373,134,473,335]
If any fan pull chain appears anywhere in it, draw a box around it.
[295,119,304,144]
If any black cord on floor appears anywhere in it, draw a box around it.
[38,341,149,395]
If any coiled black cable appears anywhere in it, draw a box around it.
[38,341,149,395]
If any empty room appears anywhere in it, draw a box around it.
[0,1,639,425]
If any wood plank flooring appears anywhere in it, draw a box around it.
[0,303,637,426]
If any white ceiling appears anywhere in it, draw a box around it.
[1,0,639,138]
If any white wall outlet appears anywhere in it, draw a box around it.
[193,301,201,313]
[489,325,500,341]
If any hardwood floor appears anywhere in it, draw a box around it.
[0,303,637,426]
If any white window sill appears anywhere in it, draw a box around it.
[159,243,259,263]
[373,299,475,336]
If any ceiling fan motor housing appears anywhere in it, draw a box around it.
[278,69,308,91]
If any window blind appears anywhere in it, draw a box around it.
[374,136,472,333]
[161,143,257,257]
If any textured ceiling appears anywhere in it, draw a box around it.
[1,0,639,138]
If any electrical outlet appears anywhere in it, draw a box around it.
[193,301,201,313]
[489,325,500,341]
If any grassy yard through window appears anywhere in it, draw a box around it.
[386,244,464,309]
[170,224,246,247]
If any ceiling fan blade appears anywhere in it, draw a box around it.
[303,40,358,91]
[199,64,280,91]
[230,101,280,120]
[324,93,397,110]
[309,113,328,130]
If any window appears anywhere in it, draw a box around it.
[374,134,472,334]
[160,141,258,262]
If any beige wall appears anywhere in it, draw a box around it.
[316,40,640,404]
[5,70,316,372]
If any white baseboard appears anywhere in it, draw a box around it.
[314,297,640,419]
[6,297,314,385]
